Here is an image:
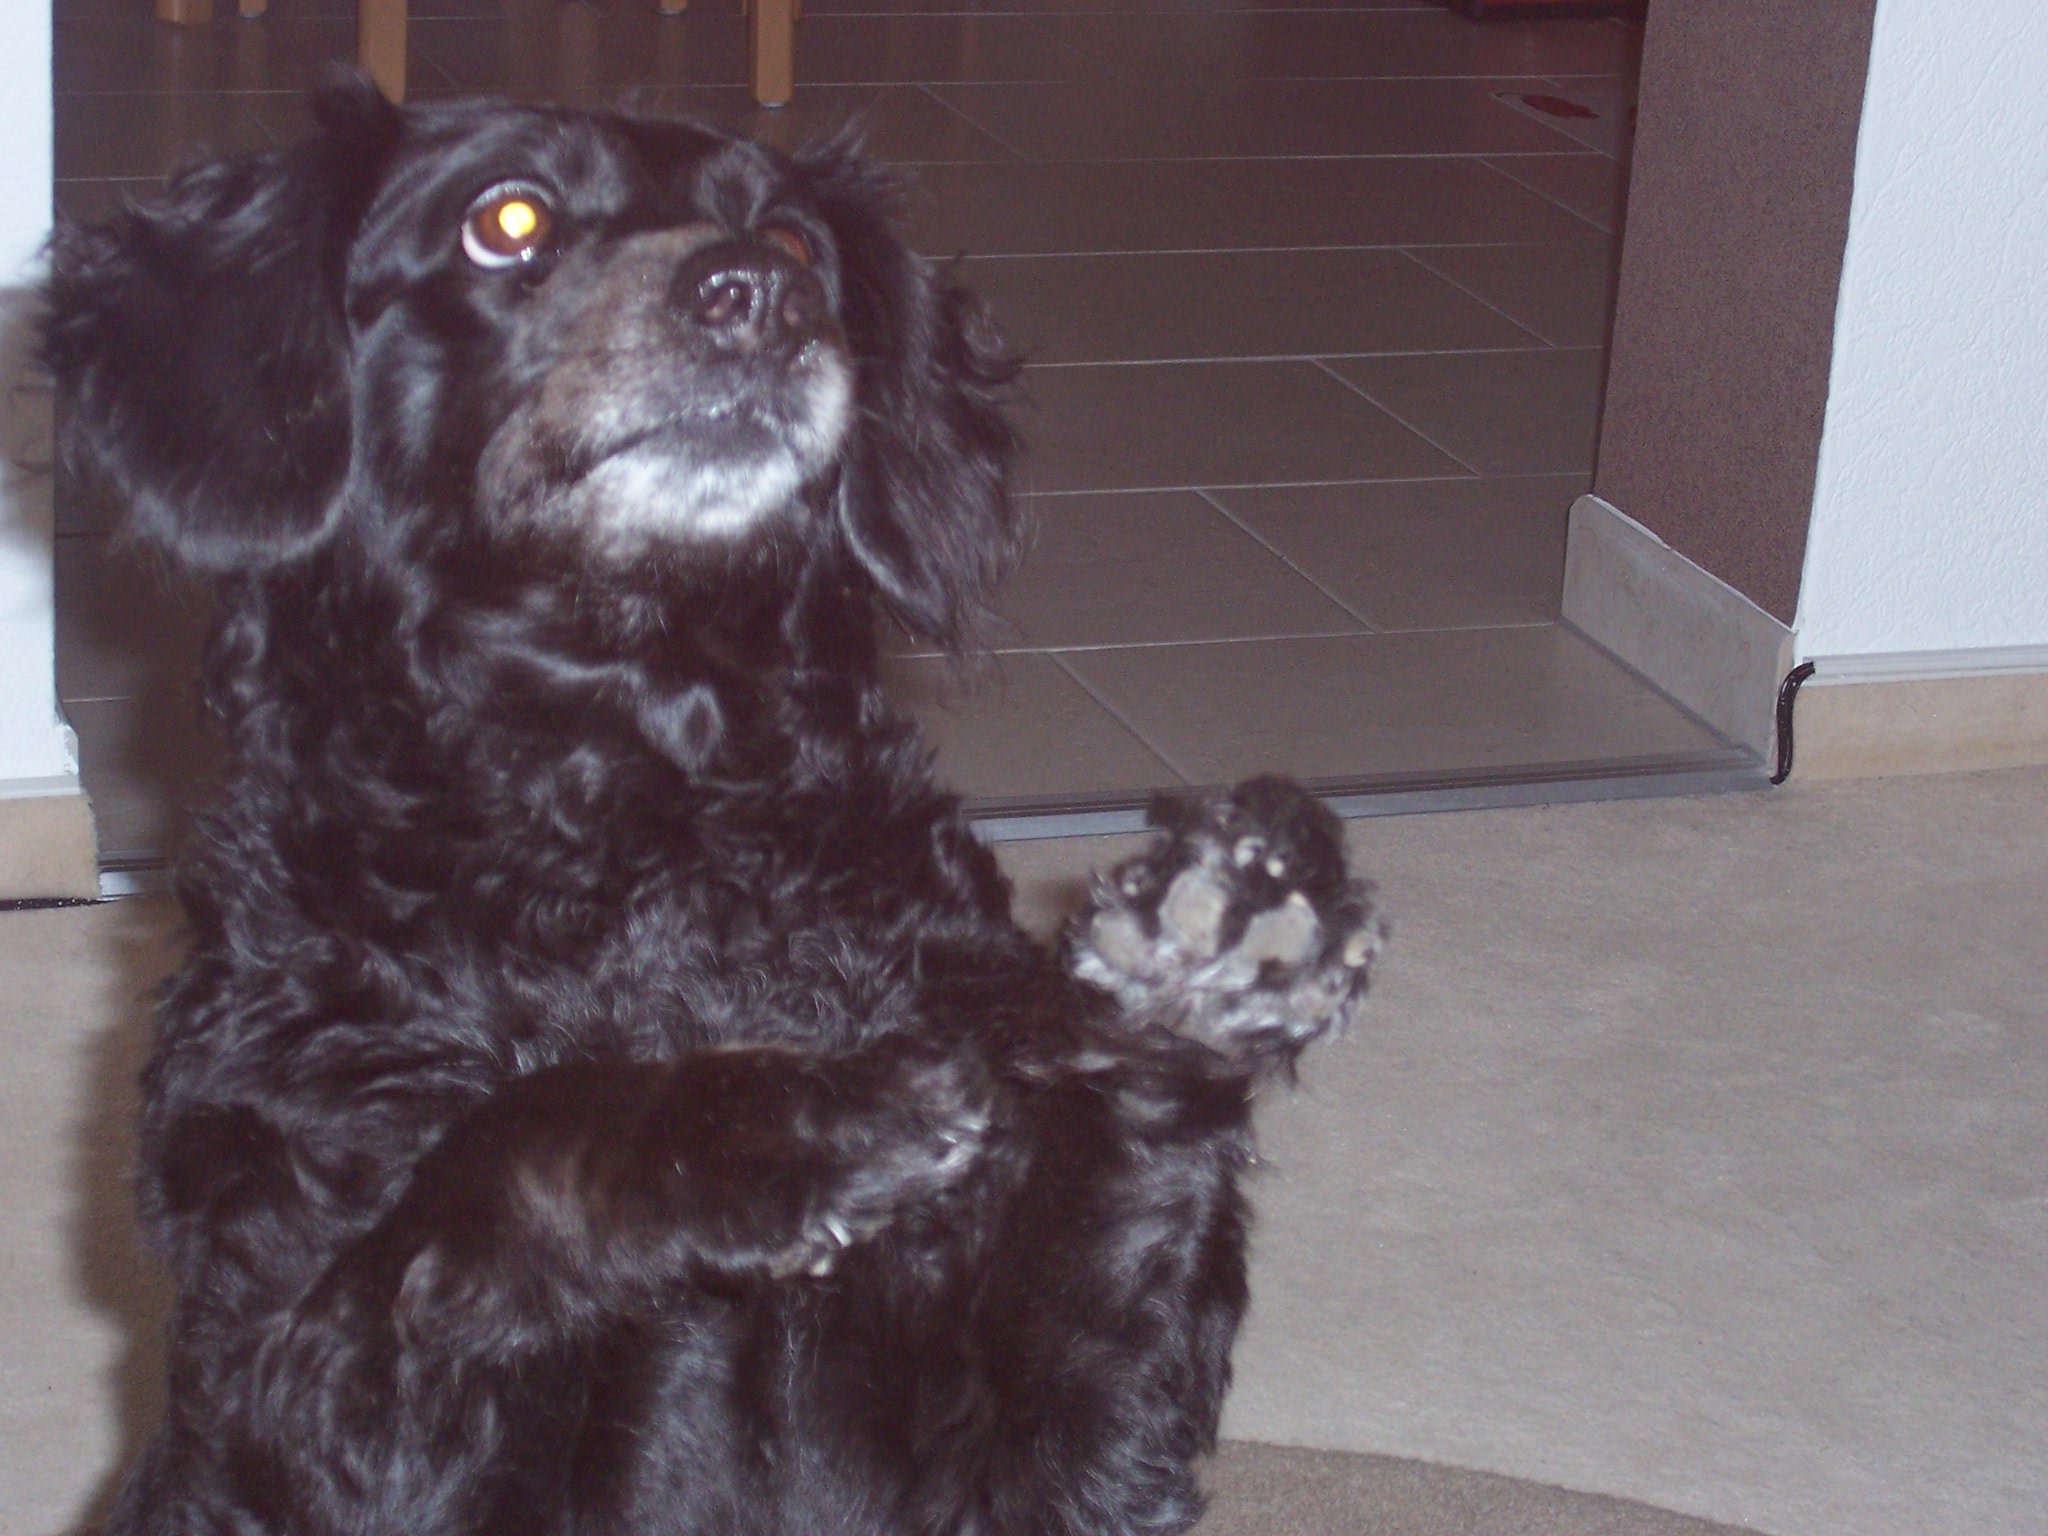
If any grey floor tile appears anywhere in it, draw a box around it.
[906,157,1597,257]
[407,0,539,18]
[55,13,362,94]
[615,85,1019,162]
[55,92,272,180]
[999,492,1365,648]
[928,77,1577,160]
[243,78,1018,163]
[1323,348,1604,475]
[1491,80,1634,157]
[882,652,1182,801]
[54,537,210,707]
[418,11,1098,93]
[1022,361,1467,492]
[790,15,1103,83]
[1406,237,1619,348]
[66,693,222,865]
[413,14,748,92]
[1210,474,1584,631]
[1481,152,1629,233]
[1037,9,1635,80]
[800,0,1438,10]
[1062,625,1725,787]
[965,248,1538,364]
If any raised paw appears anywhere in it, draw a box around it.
[1066,775,1386,1066]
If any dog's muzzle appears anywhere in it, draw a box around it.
[477,227,856,556]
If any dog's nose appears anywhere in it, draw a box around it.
[679,246,827,354]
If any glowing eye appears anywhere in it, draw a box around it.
[463,183,555,268]
[760,226,812,267]
[496,200,539,242]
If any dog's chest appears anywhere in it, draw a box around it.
[443,784,1002,1054]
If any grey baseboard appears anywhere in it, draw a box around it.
[1561,495,1793,762]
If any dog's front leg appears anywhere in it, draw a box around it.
[233,1043,985,1531]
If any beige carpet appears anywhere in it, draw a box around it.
[1201,1442,1758,1536]
[9,767,2048,1535]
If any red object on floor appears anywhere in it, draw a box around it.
[1514,93,1602,120]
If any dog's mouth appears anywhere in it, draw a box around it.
[574,351,844,478]
[480,335,854,553]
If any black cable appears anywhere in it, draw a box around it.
[1770,661,1817,785]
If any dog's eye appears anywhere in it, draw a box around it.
[759,226,812,267]
[463,183,557,269]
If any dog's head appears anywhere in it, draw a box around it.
[45,77,1018,649]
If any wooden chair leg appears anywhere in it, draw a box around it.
[658,0,687,14]
[238,0,269,15]
[156,0,214,25]
[360,0,407,102]
[748,0,794,107]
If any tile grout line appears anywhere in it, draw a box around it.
[1308,357,1483,475]
[1020,346,1596,370]
[1004,10,1128,83]
[964,616,1561,659]
[1475,156,1613,237]
[1044,652,1198,788]
[1394,247,1558,349]
[1019,471,1583,498]
[958,240,1596,261]
[1193,488,1383,634]
[911,150,1620,164]
[815,71,1629,88]
[911,83,1034,162]
[734,5,1507,15]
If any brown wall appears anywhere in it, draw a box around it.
[1594,0,1878,625]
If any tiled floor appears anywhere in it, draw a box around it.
[51,0,1734,862]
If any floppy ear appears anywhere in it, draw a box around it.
[796,140,1021,651]
[43,74,402,573]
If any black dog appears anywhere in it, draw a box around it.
[47,76,1384,1536]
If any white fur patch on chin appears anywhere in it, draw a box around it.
[585,355,854,554]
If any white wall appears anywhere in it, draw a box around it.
[1796,2,2048,661]
[0,0,76,785]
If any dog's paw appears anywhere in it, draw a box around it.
[637,1043,989,1281]
[1066,776,1385,1065]
[772,1050,990,1278]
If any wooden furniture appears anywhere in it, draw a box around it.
[154,0,797,108]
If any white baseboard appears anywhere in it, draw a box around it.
[1561,495,1792,761]
[1806,644,2048,684]
[0,775,100,900]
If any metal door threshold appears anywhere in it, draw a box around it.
[967,746,1770,843]
[95,749,1768,893]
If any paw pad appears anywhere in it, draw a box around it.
[1066,776,1385,1065]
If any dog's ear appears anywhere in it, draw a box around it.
[796,141,1021,651]
[43,73,402,573]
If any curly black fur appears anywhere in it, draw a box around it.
[46,75,1380,1536]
